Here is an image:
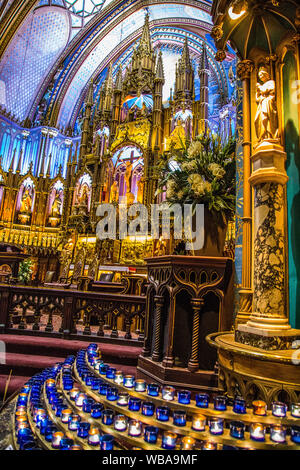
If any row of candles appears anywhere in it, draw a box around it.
[70,351,300,444]
[14,344,300,451]
[85,344,300,419]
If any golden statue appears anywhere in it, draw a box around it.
[254,67,279,143]
[137,176,144,203]
[20,188,32,214]
[50,192,62,217]
[165,118,186,150]
[109,180,119,203]
[79,185,89,206]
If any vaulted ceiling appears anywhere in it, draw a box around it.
[0,0,235,132]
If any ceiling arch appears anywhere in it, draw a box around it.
[28,0,214,129]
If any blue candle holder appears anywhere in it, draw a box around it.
[195,393,209,408]
[102,409,114,426]
[272,401,287,418]
[45,424,58,442]
[106,387,119,401]
[213,395,227,411]
[39,418,49,435]
[99,364,109,375]
[91,403,104,419]
[128,397,141,412]
[156,406,170,422]
[291,426,300,444]
[17,428,32,444]
[106,367,117,379]
[60,438,74,450]
[173,410,186,427]
[99,383,109,395]
[123,375,135,388]
[54,404,64,418]
[291,403,300,418]
[63,380,73,391]
[19,438,36,450]
[83,398,94,413]
[77,422,90,439]
[209,418,224,435]
[233,397,246,414]
[68,415,81,431]
[17,394,28,406]
[100,434,114,450]
[162,432,177,450]
[91,378,102,390]
[144,426,159,444]
[177,390,191,405]
[142,401,155,417]
[229,421,245,439]
[147,383,160,397]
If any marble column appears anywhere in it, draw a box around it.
[237,140,300,348]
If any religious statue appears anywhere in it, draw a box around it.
[50,192,62,218]
[124,161,133,193]
[137,176,144,203]
[20,188,32,214]
[109,180,119,203]
[165,117,186,151]
[78,185,89,207]
[254,66,279,143]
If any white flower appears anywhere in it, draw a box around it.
[187,141,202,159]
[208,163,225,179]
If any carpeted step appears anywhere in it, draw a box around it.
[0,334,141,366]
[0,352,65,378]
[0,374,30,400]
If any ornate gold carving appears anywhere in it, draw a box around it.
[211,25,223,41]
[110,119,150,152]
[236,59,254,80]
[215,50,227,62]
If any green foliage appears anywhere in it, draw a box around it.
[156,131,236,225]
[18,259,33,285]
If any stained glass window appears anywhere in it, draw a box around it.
[64,0,104,17]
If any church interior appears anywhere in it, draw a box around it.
[0,0,299,452]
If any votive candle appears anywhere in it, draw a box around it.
[192,414,206,431]
[270,425,286,443]
[162,432,177,450]
[135,380,146,392]
[52,431,64,449]
[128,420,143,437]
[178,390,191,405]
[272,402,287,418]
[181,436,196,450]
[123,375,135,388]
[252,400,267,416]
[144,426,158,444]
[173,410,186,427]
[114,415,127,432]
[88,426,101,446]
[250,423,265,442]
[209,417,224,435]
[162,386,175,401]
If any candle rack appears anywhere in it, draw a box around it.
[9,344,300,451]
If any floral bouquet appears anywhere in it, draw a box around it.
[157,131,236,227]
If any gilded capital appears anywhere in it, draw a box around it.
[215,50,227,62]
[211,25,223,41]
[237,60,254,80]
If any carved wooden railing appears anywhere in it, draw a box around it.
[0,284,146,344]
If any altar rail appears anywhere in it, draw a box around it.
[0,284,146,345]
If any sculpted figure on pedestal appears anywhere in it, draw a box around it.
[254,66,279,143]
